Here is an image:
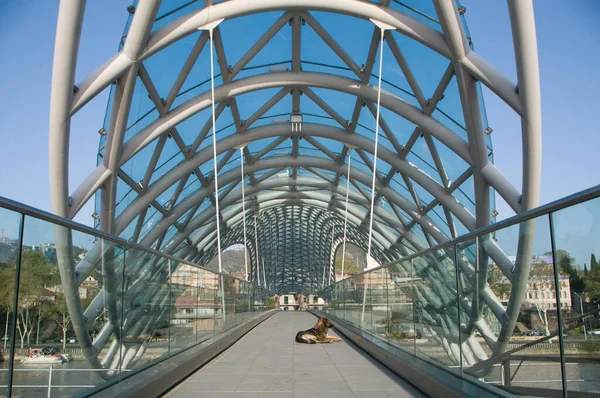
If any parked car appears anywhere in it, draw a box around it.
[587,329,600,336]
[60,336,77,344]
[552,329,568,338]
[526,329,544,336]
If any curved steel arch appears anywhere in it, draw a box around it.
[49,0,541,375]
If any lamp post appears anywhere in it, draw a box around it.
[573,292,587,340]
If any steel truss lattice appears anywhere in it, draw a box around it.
[49,0,541,376]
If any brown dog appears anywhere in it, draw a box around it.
[295,317,342,344]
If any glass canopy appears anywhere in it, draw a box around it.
[92,0,501,295]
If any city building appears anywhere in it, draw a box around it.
[495,255,572,311]
[279,294,325,310]
[32,243,57,264]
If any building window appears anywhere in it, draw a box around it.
[284,296,289,305]
[313,296,319,304]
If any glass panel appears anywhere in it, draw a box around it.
[197,268,218,343]
[462,215,561,395]
[320,211,572,396]
[10,216,119,397]
[414,248,461,370]
[0,208,22,398]
[369,267,390,342]
[0,203,275,396]
[213,273,227,335]
[169,261,198,354]
[551,196,600,396]
[223,275,237,330]
[387,260,417,356]
[121,247,170,372]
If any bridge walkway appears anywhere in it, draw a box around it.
[165,311,425,397]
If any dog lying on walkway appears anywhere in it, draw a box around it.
[295,317,342,344]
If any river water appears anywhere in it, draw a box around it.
[485,361,600,394]
[1,360,108,397]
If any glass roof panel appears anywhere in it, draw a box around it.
[220,12,289,68]
[121,139,159,183]
[304,12,374,69]
[389,31,450,100]
[389,0,441,31]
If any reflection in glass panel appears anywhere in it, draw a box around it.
[463,216,563,395]
[121,248,170,372]
[551,196,600,396]
[0,205,275,396]
[413,248,460,370]
[10,216,116,397]
[386,260,416,356]
[376,268,392,339]
[197,269,218,342]
[214,274,226,334]
[169,262,198,354]
[224,276,238,331]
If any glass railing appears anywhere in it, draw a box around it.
[320,185,600,397]
[0,197,275,398]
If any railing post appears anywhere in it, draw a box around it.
[7,213,25,398]
[502,358,511,386]
[47,363,53,398]
[549,212,569,397]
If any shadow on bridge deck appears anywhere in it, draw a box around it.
[165,311,425,397]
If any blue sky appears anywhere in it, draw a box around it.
[0,1,599,265]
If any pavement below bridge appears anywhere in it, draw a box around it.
[164,311,426,398]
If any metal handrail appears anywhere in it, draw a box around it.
[340,183,600,280]
[0,196,256,286]
[2,183,600,287]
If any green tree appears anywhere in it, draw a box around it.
[45,293,93,350]
[488,265,511,301]
[45,294,71,350]
[584,254,600,303]
[526,259,556,339]
[548,250,585,294]
[557,250,577,276]
[591,254,599,272]
[335,258,359,274]
[0,251,59,348]
[0,266,15,349]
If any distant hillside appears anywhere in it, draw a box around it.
[206,247,248,274]
[334,243,364,273]
[202,243,365,275]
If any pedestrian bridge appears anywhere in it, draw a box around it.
[1,0,600,397]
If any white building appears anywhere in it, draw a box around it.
[279,294,325,311]
[524,275,572,311]
[497,255,572,311]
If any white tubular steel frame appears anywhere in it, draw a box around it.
[49,0,541,376]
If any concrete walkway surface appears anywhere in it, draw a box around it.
[164,311,426,398]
